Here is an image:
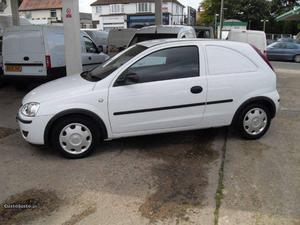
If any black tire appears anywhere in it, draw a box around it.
[50,115,101,159]
[236,103,271,140]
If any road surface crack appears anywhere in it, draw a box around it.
[214,128,228,225]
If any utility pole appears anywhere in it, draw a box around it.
[155,0,162,25]
[219,0,224,39]
[10,0,20,26]
[62,0,82,76]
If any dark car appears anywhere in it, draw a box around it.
[277,37,299,43]
[266,42,300,63]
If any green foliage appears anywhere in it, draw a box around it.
[199,0,300,34]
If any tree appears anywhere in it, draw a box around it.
[198,0,299,34]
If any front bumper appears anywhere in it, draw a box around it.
[17,113,53,145]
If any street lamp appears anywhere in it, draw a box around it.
[214,14,219,38]
[261,19,269,32]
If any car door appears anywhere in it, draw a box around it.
[108,45,207,135]
[82,36,106,71]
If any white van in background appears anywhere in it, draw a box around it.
[81,29,108,53]
[2,26,109,80]
[227,30,267,53]
[128,25,197,47]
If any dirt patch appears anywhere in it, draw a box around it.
[134,129,222,222]
[0,189,61,225]
[62,205,96,225]
[0,127,18,139]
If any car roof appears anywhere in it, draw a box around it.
[135,25,194,34]
[137,38,221,48]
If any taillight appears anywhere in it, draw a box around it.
[251,45,274,71]
[45,55,51,69]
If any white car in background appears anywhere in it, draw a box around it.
[17,39,280,159]
[227,30,267,53]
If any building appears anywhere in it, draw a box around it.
[186,6,196,26]
[19,0,62,24]
[91,0,185,31]
[18,0,92,27]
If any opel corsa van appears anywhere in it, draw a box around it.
[17,39,280,159]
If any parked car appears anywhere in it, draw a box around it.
[227,30,267,53]
[107,28,137,56]
[82,29,108,53]
[193,26,214,39]
[2,26,109,80]
[277,37,299,43]
[128,25,197,47]
[266,41,300,62]
[17,39,279,159]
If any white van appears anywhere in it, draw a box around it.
[128,25,196,47]
[81,29,108,53]
[227,30,267,53]
[3,26,109,79]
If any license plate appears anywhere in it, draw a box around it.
[6,65,22,72]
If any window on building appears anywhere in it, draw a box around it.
[50,9,57,18]
[25,11,32,19]
[176,5,180,14]
[96,6,102,13]
[110,4,124,13]
[137,3,152,13]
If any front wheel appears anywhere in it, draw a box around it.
[50,116,100,159]
[237,104,271,140]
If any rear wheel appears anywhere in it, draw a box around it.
[295,55,300,63]
[237,104,271,140]
[50,116,100,159]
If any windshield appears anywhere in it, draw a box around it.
[81,45,147,82]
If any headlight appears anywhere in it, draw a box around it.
[20,103,40,117]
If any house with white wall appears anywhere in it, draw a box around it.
[91,0,185,31]
[18,0,62,24]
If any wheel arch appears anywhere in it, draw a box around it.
[231,96,277,126]
[44,109,108,146]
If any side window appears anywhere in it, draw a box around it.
[84,36,98,53]
[206,45,257,75]
[119,46,199,84]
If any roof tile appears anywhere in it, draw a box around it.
[19,0,62,11]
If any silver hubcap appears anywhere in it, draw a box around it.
[243,108,268,136]
[59,123,92,155]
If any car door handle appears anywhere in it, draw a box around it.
[88,57,92,60]
[191,86,203,94]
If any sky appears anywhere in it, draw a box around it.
[79,0,201,13]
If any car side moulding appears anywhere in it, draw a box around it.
[44,109,108,145]
[231,96,277,126]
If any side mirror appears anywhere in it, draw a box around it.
[116,72,139,85]
[126,72,139,83]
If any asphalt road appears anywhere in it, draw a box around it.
[0,61,299,225]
